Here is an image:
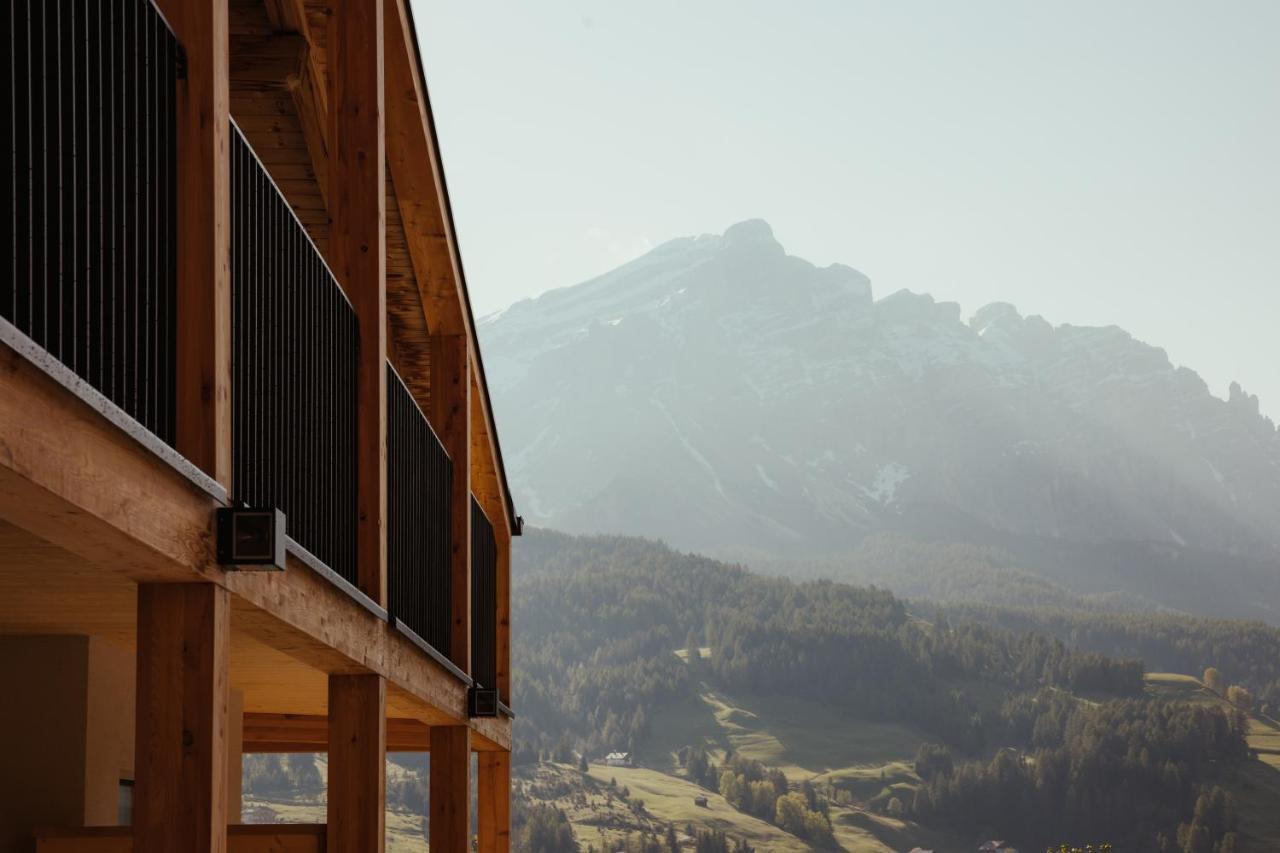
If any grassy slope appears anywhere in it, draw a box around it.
[582,763,811,852]
[242,757,429,853]
[647,655,927,780]
[1146,673,1280,851]
[628,655,937,851]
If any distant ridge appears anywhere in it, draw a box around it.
[482,221,1280,621]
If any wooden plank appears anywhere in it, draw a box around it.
[477,752,511,853]
[288,57,331,209]
[154,0,232,489]
[230,34,308,86]
[134,584,230,853]
[229,689,245,823]
[495,523,512,704]
[262,0,309,33]
[384,0,466,338]
[327,675,386,853]
[430,334,471,673]
[242,712,438,751]
[38,825,326,853]
[329,0,388,605]
[0,342,493,733]
[384,0,518,540]
[429,726,471,853]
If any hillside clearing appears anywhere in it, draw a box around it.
[643,683,925,780]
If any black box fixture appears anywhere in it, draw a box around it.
[216,508,287,571]
[469,686,499,718]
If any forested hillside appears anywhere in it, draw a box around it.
[510,529,1271,851]
[514,529,1141,760]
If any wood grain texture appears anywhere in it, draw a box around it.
[383,0,467,338]
[430,334,471,673]
[495,523,512,704]
[477,751,512,853]
[242,712,436,751]
[0,337,508,741]
[133,584,230,853]
[38,825,325,853]
[430,726,471,853]
[155,0,232,489]
[327,674,387,853]
[328,0,388,605]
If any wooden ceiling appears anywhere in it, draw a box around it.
[226,0,517,534]
[229,0,434,412]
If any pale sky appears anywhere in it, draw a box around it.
[412,0,1280,416]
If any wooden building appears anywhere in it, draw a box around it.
[0,0,518,850]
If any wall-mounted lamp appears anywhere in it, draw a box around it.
[469,686,499,718]
[216,507,286,571]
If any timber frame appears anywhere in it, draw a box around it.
[0,0,518,851]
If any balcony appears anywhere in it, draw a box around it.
[1,0,499,687]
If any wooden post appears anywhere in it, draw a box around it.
[496,525,511,704]
[327,674,386,853]
[430,726,471,853]
[133,583,230,853]
[477,752,511,853]
[227,688,245,824]
[154,0,232,488]
[329,0,388,604]
[431,335,472,672]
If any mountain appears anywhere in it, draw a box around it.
[480,220,1280,620]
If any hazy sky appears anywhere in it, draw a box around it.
[413,0,1280,415]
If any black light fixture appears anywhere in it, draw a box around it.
[216,507,286,571]
[469,686,499,718]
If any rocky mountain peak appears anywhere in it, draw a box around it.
[481,223,1280,621]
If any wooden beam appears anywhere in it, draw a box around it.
[385,0,519,540]
[495,524,511,704]
[228,689,245,823]
[38,825,326,853]
[0,339,509,740]
[242,713,436,752]
[329,0,388,604]
[477,752,511,853]
[262,0,308,33]
[327,675,386,853]
[155,0,231,489]
[229,34,308,87]
[430,334,471,673]
[429,726,471,853]
[133,583,230,853]
[287,56,331,210]
[384,0,468,338]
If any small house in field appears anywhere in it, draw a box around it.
[694,795,709,808]
[605,751,633,767]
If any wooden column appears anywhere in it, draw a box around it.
[327,674,386,853]
[477,752,511,853]
[227,688,245,824]
[431,335,472,672]
[133,583,230,853]
[154,0,231,488]
[329,0,388,604]
[496,525,511,704]
[430,726,471,853]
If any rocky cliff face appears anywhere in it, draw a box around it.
[481,221,1280,617]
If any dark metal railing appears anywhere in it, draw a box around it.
[387,362,453,657]
[471,498,498,691]
[230,124,359,585]
[2,0,180,444]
